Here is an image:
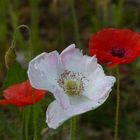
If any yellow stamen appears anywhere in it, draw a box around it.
[64,80,80,96]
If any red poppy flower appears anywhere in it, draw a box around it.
[89,28,140,67]
[0,80,46,107]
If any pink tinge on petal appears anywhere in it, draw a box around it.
[60,44,83,73]
[28,51,64,92]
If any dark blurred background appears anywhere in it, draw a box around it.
[0,0,140,140]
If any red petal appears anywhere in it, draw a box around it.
[0,100,10,105]
[89,28,140,67]
[1,80,46,107]
[3,80,32,100]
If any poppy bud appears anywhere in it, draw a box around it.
[5,47,16,69]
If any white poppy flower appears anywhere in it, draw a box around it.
[27,44,116,129]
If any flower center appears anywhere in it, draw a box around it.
[111,47,125,58]
[58,70,87,96]
[64,80,81,95]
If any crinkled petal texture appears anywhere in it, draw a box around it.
[46,82,113,129]
[0,80,45,107]
[28,44,116,129]
[46,75,115,129]
[27,50,70,109]
[89,28,140,67]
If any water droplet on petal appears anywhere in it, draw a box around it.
[41,72,45,77]
[97,101,99,104]
[34,63,38,70]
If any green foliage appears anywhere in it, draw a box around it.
[2,62,27,89]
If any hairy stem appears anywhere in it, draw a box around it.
[114,66,120,140]
[70,0,80,46]
[70,117,77,140]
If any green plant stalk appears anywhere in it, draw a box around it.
[11,24,33,60]
[70,0,80,46]
[10,25,31,49]
[112,0,125,27]
[70,117,77,140]
[32,90,38,140]
[30,0,40,55]
[0,0,8,41]
[21,108,25,140]
[7,0,25,48]
[33,104,38,140]
[103,0,110,26]
[25,107,31,140]
[5,25,31,69]
[21,107,30,140]
[0,0,8,80]
[114,66,120,140]
[7,0,33,61]
[25,114,29,140]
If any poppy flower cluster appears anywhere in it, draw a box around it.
[0,80,45,107]
[28,44,116,129]
[89,28,140,67]
[2,27,139,131]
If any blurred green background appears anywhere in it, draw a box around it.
[0,0,140,140]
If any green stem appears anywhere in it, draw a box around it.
[11,25,31,49]
[25,107,31,140]
[21,107,30,140]
[25,113,28,140]
[33,104,37,140]
[32,90,38,140]
[21,108,25,140]
[70,117,76,140]
[114,66,120,140]
[70,0,80,46]
[30,0,40,55]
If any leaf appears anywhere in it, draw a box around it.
[1,62,27,91]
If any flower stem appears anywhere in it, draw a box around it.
[70,0,80,46]
[70,117,77,140]
[21,108,25,140]
[25,107,31,140]
[25,113,29,140]
[10,25,31,49]
[32,90,38,140]
[21,107,30,140]
[114,66,120,140]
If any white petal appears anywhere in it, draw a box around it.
[81,56,110,99]
[52,87,70,110]
[77,55,95,75]
[61,44,76,55]
[28,51,64,91]
[46,101,69,129]
[60,44,84,73]
[67,95,108,115]
[83,76,116,100]
[46,94,109,129]
[83,55,105,78]
[84,55,100,75]
[27,51,70,109]
[60,45,102,75]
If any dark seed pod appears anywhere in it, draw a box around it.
[5,47,16,69]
